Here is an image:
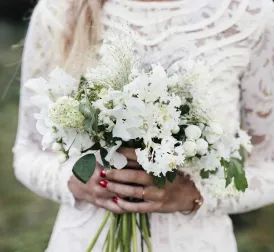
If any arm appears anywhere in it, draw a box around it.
[200,16,274,216]
[13,0,76,205]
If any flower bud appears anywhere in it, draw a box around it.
[185,125,202,140]
[196,138,208,155]
[57,152,68,164]
[183,140,197,157]
[52,142,62,152]
[172,125,180,134]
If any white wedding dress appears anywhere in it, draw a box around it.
[13,0,274,251]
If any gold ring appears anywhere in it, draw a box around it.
[142,187,146,200]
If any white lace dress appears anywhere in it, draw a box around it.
[13,0,274,251]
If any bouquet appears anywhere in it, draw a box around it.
[25,36,252,252]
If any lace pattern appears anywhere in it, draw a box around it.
[13,0,274,251]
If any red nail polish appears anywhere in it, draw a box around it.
[113,197,118,204]
[100,170,106,178]
[99,180,108,188]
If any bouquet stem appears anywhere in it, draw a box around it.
[86,212,151,252]
[131,213,138,252]
[86,212,111,252]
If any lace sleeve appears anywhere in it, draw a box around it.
[198,12,274,216]
[13,0,77,206]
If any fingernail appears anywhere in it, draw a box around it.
[113,197,118,204]
[100,170,107,178]
[99,180,108,188]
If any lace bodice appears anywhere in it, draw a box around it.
[13,0,274,251]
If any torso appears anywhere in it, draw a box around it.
[47,1,273,251]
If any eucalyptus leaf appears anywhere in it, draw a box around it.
[72,154,96,184]
[100,148,110,168]
[166,171,177,183]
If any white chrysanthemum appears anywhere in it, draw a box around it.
[49,96,84,128]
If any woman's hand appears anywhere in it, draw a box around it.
[101,148,202,213]
[68,162,126,214]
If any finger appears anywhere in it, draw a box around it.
[107,181,144,199]
[116,198,157,213]
[102,199,127,214]
[91,162,104,182]
[107,182,163,201]
[118,148,137,161]
[106,169,153,185]
[126,160,141,169]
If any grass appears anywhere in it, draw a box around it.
[0,21,274,252]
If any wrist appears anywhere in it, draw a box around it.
[181,181,203,212]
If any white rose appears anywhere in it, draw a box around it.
[196,138,208,156]
[57,152,68,164]
[185,125,202,140]
[183,140,197,157]
[52,142,62,151]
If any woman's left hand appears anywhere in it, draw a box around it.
[99,148,202,213]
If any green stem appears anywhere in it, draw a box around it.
[109,214,115,252]
[141,214,152,252]
[122,214,129,251]
[132,213,138,252]
[139,214,144,252]
[86,212,111,252]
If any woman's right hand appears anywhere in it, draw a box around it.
[68,162,126,214]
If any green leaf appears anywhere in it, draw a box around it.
[166,171,177,183]
[79,101,93,119]
[72,154,96,184]
[153,175,166,188]
[83,118,94,134]
[224,158,248,192]
[100,148,110,169]
[200,169,218,179]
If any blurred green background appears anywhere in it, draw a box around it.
[1,1,274,252]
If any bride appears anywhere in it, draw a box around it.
[13,0,274,251]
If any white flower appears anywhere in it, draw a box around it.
[196,138,208,156]
[172,125,180,134]
[204,122,223,144]
[185,125,202,140]
[49,97,84,128]
[209,122,223,135]
[105,141,127,169]
[238,130,253,153]
[57,152,68,164]
[183,140,197,157]
[52,142,62,151]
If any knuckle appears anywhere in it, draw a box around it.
[157,190,165,200]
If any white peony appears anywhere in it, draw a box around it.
[196,138,208,156]
[185,125,202,140]
[183,140,197,157]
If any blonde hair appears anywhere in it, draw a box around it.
[57,0,106,75]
